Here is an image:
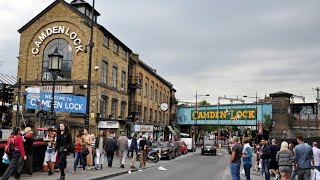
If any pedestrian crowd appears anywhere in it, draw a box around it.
[1,125,154,180]
[229,135,319,180]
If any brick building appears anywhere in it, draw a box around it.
[16,0,176,137]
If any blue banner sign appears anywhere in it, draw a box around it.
[26,92,86,114]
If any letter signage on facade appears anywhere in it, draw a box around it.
[25,92,86,114]
[32,25,84,55]
[191,108,256,120]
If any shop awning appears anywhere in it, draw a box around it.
[167,126,177,135]
[173,126,181,134]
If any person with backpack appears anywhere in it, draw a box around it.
[242,137,253,180]
[106,133,117,167]
[1,127,26,180]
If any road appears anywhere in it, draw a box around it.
[106,148,260,180]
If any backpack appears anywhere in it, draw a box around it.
[5,136,15,154]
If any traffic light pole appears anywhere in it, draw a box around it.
[16,78,21,127]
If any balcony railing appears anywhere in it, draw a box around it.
[129,102,142,116]
[129,75,142,89]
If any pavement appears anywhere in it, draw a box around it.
[3,147,264,180]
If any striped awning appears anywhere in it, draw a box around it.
[0,74,17,85]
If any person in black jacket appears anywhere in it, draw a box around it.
[55,124,72,180]
[23,127,34,176]
[130,133,138,169]
[139,135,147,168]
[105,134,117,167]
[259,139,271,180]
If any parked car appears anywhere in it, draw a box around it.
[175,141,188,155]
[159,142,175,160]
[170,142,181,157]
[201,140,217,156]
[180,133,196,152]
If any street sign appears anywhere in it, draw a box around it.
[12,105,22,111]
[25,87,41,94]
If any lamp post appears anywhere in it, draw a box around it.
[85,0,96,131]
[194,91,210,143]
[48,47,63,127]
[243,91,258,143]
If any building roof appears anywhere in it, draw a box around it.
[0,74,17,85]
[18,0,131,52]
[269,91,293,98]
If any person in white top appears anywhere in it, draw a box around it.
[312,142,320,172]
[127,137,132,158]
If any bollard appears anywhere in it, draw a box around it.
[219,143,222,149]
[42,160,48,171]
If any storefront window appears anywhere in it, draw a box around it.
[42,38,72,81]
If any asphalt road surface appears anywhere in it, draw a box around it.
[107,149,234,180]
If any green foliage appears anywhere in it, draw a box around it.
[198,100,210,106]
[263,113,272,129]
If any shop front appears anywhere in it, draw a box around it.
[153,126,164,141]
[132,125,153,139]
[98,121,120,137]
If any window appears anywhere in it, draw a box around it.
[111,99,118,118]
[100,96,108,117]
[113,43,119,54]
[155,89,158,102]
[103,36,109,47]
[120,101,126,118]
[160,92,162,102]
[122,50,127,60]
[144,83,148,97]
[155,110,158,123]
[150,86,153,99]
[121,71,126,90]
[149,108,153,122]
[42,38,72,81]
[112,66,118,88]
[144,107,148,121]
[167,95,169,104]
[101,61,108,84]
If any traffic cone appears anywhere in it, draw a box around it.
[42,160,48,171]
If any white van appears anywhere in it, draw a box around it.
[180,133,196,152]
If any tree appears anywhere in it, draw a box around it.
[198,100,210,106]
[263,113,272,129]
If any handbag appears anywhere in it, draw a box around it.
[2,153,10,164]
[82,147,89,156]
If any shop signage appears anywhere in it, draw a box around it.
[25,92,86,113]
[98,121,119,129]
[153,126,163,131]
[41,86,73,94]
[32,25,84,55]
[133,125,153,132]
[191,108,256,120]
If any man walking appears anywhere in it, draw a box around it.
[230,136,242,180]
[260,139,271,180]
[106,134,117,168]
[23,127,34,176]
[269,139,280,179]
[95,130,107,170]
[117,132,128,168]
[139,135,147,169]
[130,133,139,169]
[294,136,314,180]
[56,124,72,180]
[312,142,320,172]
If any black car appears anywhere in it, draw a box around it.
[201,140,217,156]
[160,142,175,160]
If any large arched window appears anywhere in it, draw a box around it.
[42,38,72,81]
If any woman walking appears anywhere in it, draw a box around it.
[82,129,93,170]
[1,127,26,180]
[276,141,294,180]
[242,138,253,180]
[56,123,72,180]
[73,130,86,174]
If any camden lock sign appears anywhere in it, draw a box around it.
[191,108,256,120]
[32,25,83,55]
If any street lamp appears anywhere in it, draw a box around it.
[194,91,210,143]
[85,0,96,131]
[48,47,63,127]
[243,91,258,143]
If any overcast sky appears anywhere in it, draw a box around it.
[1,0,320,104]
